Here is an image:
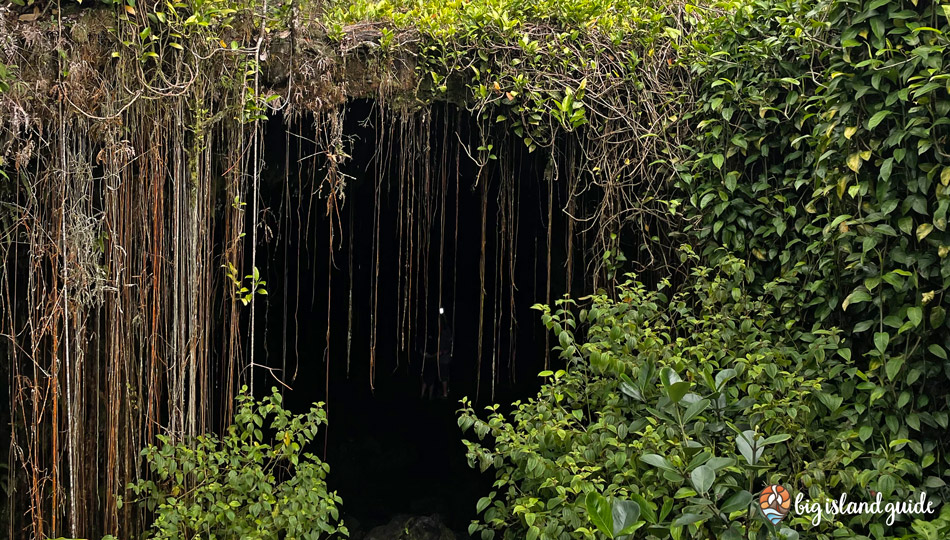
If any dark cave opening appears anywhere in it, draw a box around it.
[244,100,584,534]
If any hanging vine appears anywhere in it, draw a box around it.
[0,0,700,536]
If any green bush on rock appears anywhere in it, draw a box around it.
[126,386,346,540]
[459,252,946,540]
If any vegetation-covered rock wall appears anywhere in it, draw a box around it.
[1,0,949,537]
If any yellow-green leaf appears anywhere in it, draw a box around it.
[847,152,862,173]
[917,223,934,241]
[844,126,858,139]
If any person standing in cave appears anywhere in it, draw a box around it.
[420,308,453,400]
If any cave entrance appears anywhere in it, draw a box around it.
[247,100,581,535]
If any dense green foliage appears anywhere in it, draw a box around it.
[459,253,948,539]
[678,0,950,517]
[457,0,950,537]
[125,387,346,540]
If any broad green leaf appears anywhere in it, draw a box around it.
[779,527,800,540]
[611,499,641,536]
[674,487,697,499]
[889,438,911,448]
[874,332,890,354]
[881,157,894,181]
[724,171,738,192]
[842,289,871,310]
[682,398,710,423]
[869,17,885,41]
[898,216,914,235]
[736,430,762,464]
[666,381,691,403]
[659,498,673,522]
[672,513,703,527]
[763,433,791,445]
[931,306,946,328]
[714,369,736,389]
[720,490,753,514]
[660,366,681,387]
[907,307,922,327]
[690,464,715,493]
[640,453,675,472]
[629,493,656,524]
[585,492,613,538]
[559,330,570,348]
[660,367,691,403]
[706,457,735,470]
[912,519,940,540]
[886,356,905,381]
[712,153,724,169]
[867,110,891,129]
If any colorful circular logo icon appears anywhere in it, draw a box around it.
[759,484,791,525]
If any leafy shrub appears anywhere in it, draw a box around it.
[127,386,347,540]
[459,253,946,540]
[677,0,950,505]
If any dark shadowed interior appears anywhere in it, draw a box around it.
[243,100,585,534]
